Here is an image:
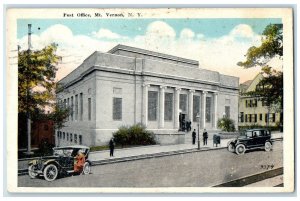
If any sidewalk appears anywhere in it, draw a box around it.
[89,132,282,162]
[89,138,232,162]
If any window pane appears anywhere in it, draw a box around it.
[80,93,83,121]
[179,94,187,113]
[75,95,78,120]
[164,93,173,121]
[71,96,74,120]
[206,97,211,122]
[225,106,230,118]
[113,98,122,120]
[88,98,91,120]
[148,91,158,121]
[193,95,200,122]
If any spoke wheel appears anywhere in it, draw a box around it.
[228,143,235,152]
[28,165,38,179]
[265,141,272,152]
[43,164,58,182]
[235,144,246,155]
[82,162,91,175]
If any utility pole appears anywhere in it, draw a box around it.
[25,24,33,155]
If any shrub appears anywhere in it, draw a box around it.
[217,117,236,132]
[113,124,156,147]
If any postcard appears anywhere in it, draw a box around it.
[5,7,294,193]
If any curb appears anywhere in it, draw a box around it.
[213,167,283,187]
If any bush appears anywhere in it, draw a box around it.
[113,124,156,147]
[217,117,236,132]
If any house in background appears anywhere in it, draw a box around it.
[56,44,239,147]
[31,120,55,147]
[238,73,283,129]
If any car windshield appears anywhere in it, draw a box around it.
[240,131,253,138]
[53,149,73,157]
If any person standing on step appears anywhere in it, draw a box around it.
[109,137,115,157]
[203,129,208,146]
[192,129,196,145]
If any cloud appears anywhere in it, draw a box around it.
[230,24,256,38]
[180,28,195,39]
[92,28,127,40]
[146,21,176,39]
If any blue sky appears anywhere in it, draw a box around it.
[17,18,282,82]
[17,18,281,40]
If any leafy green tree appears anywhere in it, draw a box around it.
[18,43,61,114]
[217,117,236,132]
[237,24,283,124]
[18,43,70,148]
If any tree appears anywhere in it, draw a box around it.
[217,117,236,132]
[18,43,61,114]
[237,24,283,125]
[18,43,70,148]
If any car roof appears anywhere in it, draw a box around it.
[53,145,90,150]
[245,128,269,131]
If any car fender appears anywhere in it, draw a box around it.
[227,140,234,147]
[43,160,61,170]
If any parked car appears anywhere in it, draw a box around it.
[28,145,92,181]
[227,129,272,155]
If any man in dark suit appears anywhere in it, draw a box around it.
[192,129,196,145]
[109,137,115,157]
[203,129,208,145]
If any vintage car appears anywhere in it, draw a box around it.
[28,145,92,181]
[227,129,272,155]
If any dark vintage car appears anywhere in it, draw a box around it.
[28,145,92,181]
[227,129,272,155]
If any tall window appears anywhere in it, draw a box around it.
[240,112,244,123]
[179,94,187,113]
[75,95,78,120]
[74,134,77,144]
[70,133,73,142]
[80,93,83,121]
[148,91,158,121]
[71,96,74,120]
[113,97,122,120]
[260,113,263,121]
[205,97,211,122]
[67,98,70,121]
[225,106,230,118]
[164,93,173,121]
[79,135,82,145]
[193,95,200,122]
[88,98,91,121]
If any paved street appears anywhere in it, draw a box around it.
[18,140,283,187]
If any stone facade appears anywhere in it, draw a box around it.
[56,44,239,146]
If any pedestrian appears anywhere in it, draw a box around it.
[109,137,115,157]
[74,149,85,174]
[203,129,208,145]
[192,129,196,145]
[188,120,192,132]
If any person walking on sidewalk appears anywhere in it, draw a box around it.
[203,129,208,146]
[192,129,196,145]
[109,137,115,157]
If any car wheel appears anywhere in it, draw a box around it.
[235,144,246,155]
[82,162,91,175]
[43,164,58,182]
[28,165,38,179]
[265,141,272,152]
[228,143,235,152]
